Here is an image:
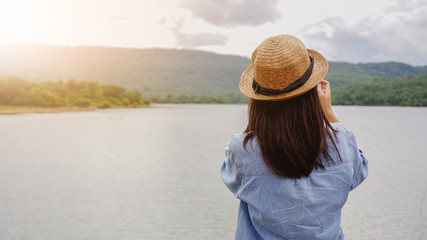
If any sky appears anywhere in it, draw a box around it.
[1,0,426,65]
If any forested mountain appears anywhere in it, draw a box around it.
[0,44,426,105]
[0,45,249,97]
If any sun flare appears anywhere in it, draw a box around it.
[0,4,31,43]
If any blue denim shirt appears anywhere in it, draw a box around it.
[221,122,368,240]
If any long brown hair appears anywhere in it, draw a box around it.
[243,87,340,179]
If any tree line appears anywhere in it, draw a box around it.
[0,76,150,108]
[149,93,247,104]
[149,72,427,106]
[332,73,427,106]
[1,73,425,107]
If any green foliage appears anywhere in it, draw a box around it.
[149,93,248,104]
[97,100,111,109]
[26,86,67,107]
[102,85,126,98]
[0,76,33,105]
[332,73,427,106]
[143,99,151,105]
[125,91,143,105]
[75,98,92,107]
[0,77,148,108]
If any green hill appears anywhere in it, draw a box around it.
[0,44,426,105]
[0,45,249,97]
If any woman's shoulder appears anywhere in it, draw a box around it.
[228,132,261,155]
[328,122,359,149]
[226,132,273,176]
[325,122,361,165]
[330,122,356,138]
[330,122,349,133]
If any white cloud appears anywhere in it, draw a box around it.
[301,0,427,65]
[169,18,229,48]
[2,0,426,65]
[178,0,280,27]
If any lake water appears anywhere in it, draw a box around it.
[0,104,426,240]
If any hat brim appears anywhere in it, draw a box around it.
[239,49,328,101]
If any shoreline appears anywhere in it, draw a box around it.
[1,104,423,115]
[0,105,148,115]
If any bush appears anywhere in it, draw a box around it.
[143,99,151,105]
[75,98,92,107]
[97,100,111,109]
[121,98,130,106]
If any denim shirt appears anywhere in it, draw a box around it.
[221,122,368,240]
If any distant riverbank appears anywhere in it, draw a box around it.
[0,105,148,115]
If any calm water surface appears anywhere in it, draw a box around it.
[0,105,426,240]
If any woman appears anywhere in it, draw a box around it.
[221,35,368,240]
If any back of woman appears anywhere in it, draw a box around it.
[221,35,368,240]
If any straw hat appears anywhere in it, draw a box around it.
[240,35,328,101]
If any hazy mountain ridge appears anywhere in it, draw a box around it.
[0,45,250,97]
[0,44,426,104]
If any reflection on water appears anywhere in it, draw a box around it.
[0,105,426,240]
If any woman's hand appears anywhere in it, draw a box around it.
[317,80,339,123]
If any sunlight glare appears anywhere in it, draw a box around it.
[0,2,49,44]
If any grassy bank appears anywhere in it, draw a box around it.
[0,105,148,115]
[0,106,97,115]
